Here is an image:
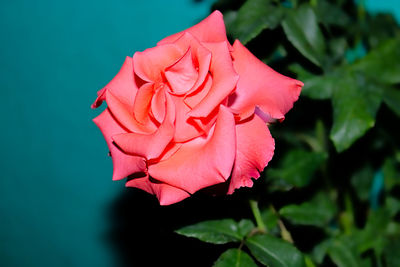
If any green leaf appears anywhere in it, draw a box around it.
[327,37,348,66]
[229,0,283,44]
[176,219,243,244]
[311,239,332,264]
[355,208,391,255]
[313,0,350,27]
[289,64,334,100]
[279,193,336,227]
[366,14,400,49]
[382,157,400,191]
[351,165,374,201]
[222,10,238,35]
[330,74,382,152]
[261,209,279,232]
[383,87,400,117]
[238,219,256,237]
[282,4,326,67]
[383,237,400,267]
[301,74,337,100]
[213,249,258,267]
[246,234,306,267]
[327,238,361,267]
[267,149,327,189]
[315,235,373,267]
[386,222,400,236]
[386,197,400,218]
[360,258,373,267]
[383,158,400,191]
[351,37,400,84]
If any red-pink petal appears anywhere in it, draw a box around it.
[189,42,239,118]
[171,94,204,142]
[105,56,138,106]
[91,57,138,109]
[190,105,219,136]
[133,83,155,124]
[158,10,228,45]
[106,89,156,134]
[126,177,190,205]
[91,87,106,109]
[113,91,175,160]
[228,114,275,194]
[229,40,303,121]
[165,48,198,95]
[133,44,184,83]
[148,105,236,194]
[171,32,212,95]
[184,73,213,109]
[154,142,182,162]
[93,109,147,181]
[151,86,166,123]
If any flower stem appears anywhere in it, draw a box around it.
[249,200,266,232]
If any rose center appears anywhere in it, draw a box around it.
[164,49,198,95]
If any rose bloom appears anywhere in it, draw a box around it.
[92,11,303,205]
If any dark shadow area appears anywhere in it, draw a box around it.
[107,187,253,267]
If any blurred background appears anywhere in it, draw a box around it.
[0,0,398,266]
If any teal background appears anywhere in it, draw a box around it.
[365,0,400,22]
[0,1,213,266]
[0,0,398,266]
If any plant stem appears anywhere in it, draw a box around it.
[339,193,354,235]
[249,200,266,232]
[270,205,294,244]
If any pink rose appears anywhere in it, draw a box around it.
[92,11,303,205]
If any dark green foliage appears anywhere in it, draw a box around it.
[226,0,284,44]
[282,4,326,66]
[246,235,306,267]
[213,249,258,267]
[267,149,327,189]
[177,0,400,266]
[279,193,337,227]
[176,219,250,244]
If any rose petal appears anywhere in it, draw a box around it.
[133,44,184,83]
[93,109,147,181]
[149,105,236,194]
[165,48,198,95]
[172,94,204,142]
[151,85,166,123]
[157,10,228,45]
[189,41,239,118]
[91,57,137,109]
[229,40,303,121]
[153,142,182,163]
[184,73,213,109]
[113,91,175,160]
[228,114,275,194]
[126,177,190,206]
[133,83,156,125]
[172,32,212,95]
[91,87,106,109]
[106,89,156,134]
[183,75,218,136]
[190,105,219,136]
